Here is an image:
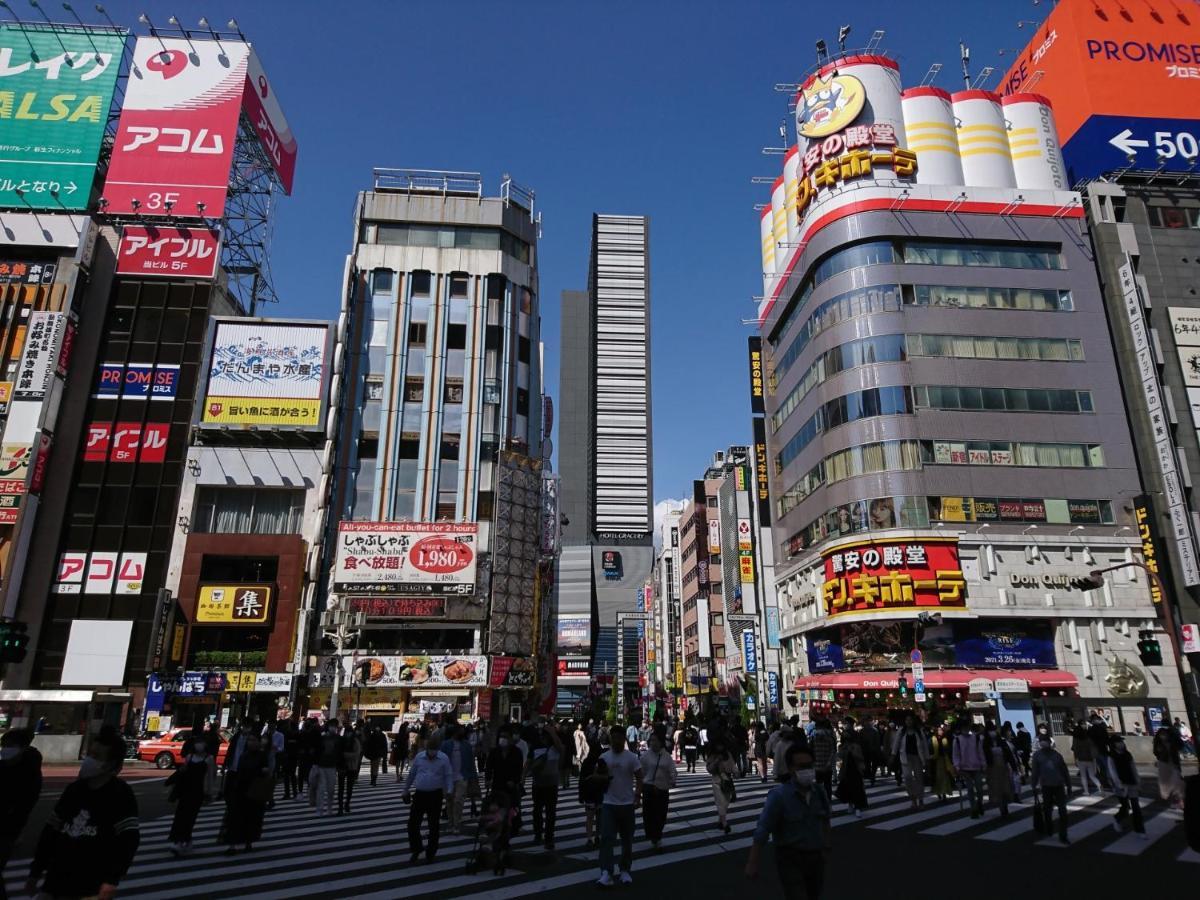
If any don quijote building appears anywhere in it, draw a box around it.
[0,20,300,759]
[755,43,1183,743]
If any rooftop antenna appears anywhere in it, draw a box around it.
[920,62,943,86]
[959,41,971,90]
[865,29,885,52]
[837,24,851,53]
[815,38,828,66]
[762,120,789,155]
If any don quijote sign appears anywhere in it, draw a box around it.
[333,522,478,597]
[1009,573,1078,590]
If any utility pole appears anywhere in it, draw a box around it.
[320,608,366,722]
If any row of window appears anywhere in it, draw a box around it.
[782,495,1115,560]
[770,282,1075,386]
[777,438,1106,517]
[770,239,1067,346]
[1149,204,1200,230]
[364,223,532,264]
[771,333,1083,433]
[775,385,1095,473]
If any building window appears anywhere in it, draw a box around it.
[447,324,467,350]
[908,284,1074,312]
[775,386,913,473]
[449,274,470,299]
[366,380,384,401]
[518,336,532,364]
[516,388,530,415]
[912,385,1093,414]
[411,271,432,297]
[371,270,394,292]
[404,379,423,402]
[712,613,723,626]
[408,323,427,345]
[1148,204,1200,229]
[192,487,305,535]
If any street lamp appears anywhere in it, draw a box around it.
[1073,562,1197,734]
[320,607,367,721]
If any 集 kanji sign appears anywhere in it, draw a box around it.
[117,224,220,279]
[195,584,273,625]
[822,537,967,620]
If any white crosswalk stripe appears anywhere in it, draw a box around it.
[2,768,1190,897]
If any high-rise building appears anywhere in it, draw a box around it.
[556,215,654,706]
[326,169,545,721]
[1000,0,1200,727]
[757,48,1181,731]
[651,504,683,700]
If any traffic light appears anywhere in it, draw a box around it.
[1137,631,1163,667]
[1070,574,1106,591]
[0,620,29,664]
[898,677,908,698]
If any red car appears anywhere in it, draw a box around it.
[137,727,229,769]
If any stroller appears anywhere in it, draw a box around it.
[465,789,514,876]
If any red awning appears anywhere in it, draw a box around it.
[795,669,1078,692]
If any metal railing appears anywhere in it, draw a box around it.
[372,168,483,197]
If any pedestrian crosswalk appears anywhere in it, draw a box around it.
[2,767,1193,898]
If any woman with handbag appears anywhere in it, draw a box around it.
[223,732,272,854]
[706,738,736,834]
[639,732,678,849]
[167,738,215,856]
[929,725,956,802]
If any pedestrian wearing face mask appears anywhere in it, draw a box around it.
[310,720,341,816]
[0,728,42,900]
[166,736,215,856]
[1107,735,1146,837]
[26,726,139,900]
[486,728,527,832]
[639,731,678,849]
[1030,733,1071,843]
[746,745,832,900]
[223,731,272,854]
[403,736,454,864]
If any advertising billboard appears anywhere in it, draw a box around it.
[116,225,221,279]
[82,422,169,463]
[954,621,1057,668]
[103,38,250,217]
[333,522,478,596]
[346,596,447,618]
[195,584,273,625]
[747,336,765,415]
[821,536,967,621]
[243,48,298,194]
[200,320,329,429]
[13,312,65,400]
[0,260,56,285]
[95,363,180,400]
[999,0,1200,181]
[556,617,591,655]
[331,654,488,688]
[0,25,125,210]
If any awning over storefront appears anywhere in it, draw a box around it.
[794,669,1078,692]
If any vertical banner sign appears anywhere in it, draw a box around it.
[0,26,125,210]
[1168,307,1200,436]
[14,312,65,399]
[1133,494,1171,609]
[1120,261,1200,585]
[767,671,780,707]
[104,38,250,217]
[743,629,757,674]
[752,417,772,526]
[747,336,765,415]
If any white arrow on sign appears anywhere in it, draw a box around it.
[1109,128,1150,157]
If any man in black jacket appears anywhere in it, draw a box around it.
[26,726,139,900]
[0,728,43,900]
[487,726,527,832]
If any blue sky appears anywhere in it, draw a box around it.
[88,0,1033,508]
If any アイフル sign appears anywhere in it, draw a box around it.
[117,225,220,279]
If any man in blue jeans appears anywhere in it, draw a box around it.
[596,725,643,887]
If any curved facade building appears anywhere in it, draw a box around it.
[758,52,1185,738]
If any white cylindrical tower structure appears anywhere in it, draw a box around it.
[1002,93,1068,191]
[760,205,775,298]
[952,90,1016,188]
[783,145,801,245]
[770,175,787,272]
[901,86,964,186]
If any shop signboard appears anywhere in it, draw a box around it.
[253,673,291,693]
[556,617,591,655]
[967,678,994,695]
[747,336,765,415]
[739,549,755,583]
[488,656,536,688]
[347,596,446,618]
[0,25,125,210]
[1133,493,1167,605]
[767,671,780,707]
[0,260,55,285]
[995,678,1029,694]
[752,418,772,526]
[200,320,330,430]
[104,38,250,217]
[194,584,273,625]
[14,312,65,400]
[116,225,221,279]
[601,550,623,580]
[329,654,488,688]
[95,362,181,400]
[765,607,781,649]
[1182,623,1200,654]
[737,518,753,552]
[333,522,478,596]
[821,536,967,620]
[743,630,757,674]
[82,422,169,463]
[954,621,1057,668]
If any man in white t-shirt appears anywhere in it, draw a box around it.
[596,725,643,887]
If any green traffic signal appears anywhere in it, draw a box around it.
[0,620,29,664]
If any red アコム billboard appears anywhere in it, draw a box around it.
[103,38,250,217]
[243,49,297,194]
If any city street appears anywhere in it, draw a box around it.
[4,768,1194,898]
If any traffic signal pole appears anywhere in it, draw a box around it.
[1084,561,1197,736]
